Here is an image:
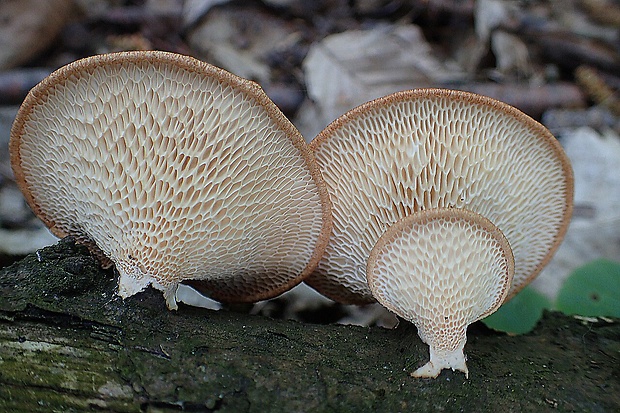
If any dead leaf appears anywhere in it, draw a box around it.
[0,0,74,69]
[297,25,465,139]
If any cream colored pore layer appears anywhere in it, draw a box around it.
[368,212,512,352]
[17,59,325,301]
[309,92,569,303]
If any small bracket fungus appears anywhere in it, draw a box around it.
[307,88,573,304]
[367,208,515,379]
[10,51,332,310]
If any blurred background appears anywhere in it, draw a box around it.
[0,0,618,329]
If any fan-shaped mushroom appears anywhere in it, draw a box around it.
[307,88,573,304]
[10,51,332,309]
[367,208,514,378]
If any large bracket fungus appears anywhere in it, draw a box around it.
[367,208,515,378]
[306,88,573,304]
[10,51,332,309]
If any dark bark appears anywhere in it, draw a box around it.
[1,239,619,412]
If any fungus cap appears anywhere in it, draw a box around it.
[10,51,332,309]
[367,208,514,378]
[307,88,573,304]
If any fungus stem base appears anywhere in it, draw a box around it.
[117,267,179,310]
[411,346,469,379]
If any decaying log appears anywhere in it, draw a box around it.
[456,82,586,119]
[0,238,619,412]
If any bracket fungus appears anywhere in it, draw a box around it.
[367,208,514,378]
[9,51,332,309]
[306,88,573,304]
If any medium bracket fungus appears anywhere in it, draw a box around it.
[306,88,573,304]
[10,51,332,310]
[367,208,515,379]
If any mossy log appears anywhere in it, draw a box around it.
[0,239,619,412]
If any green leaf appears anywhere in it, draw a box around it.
[555,258,620,317]
[481,287,550,334]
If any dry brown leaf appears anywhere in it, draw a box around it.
[297,25,465,139]
[0,0,74,69]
